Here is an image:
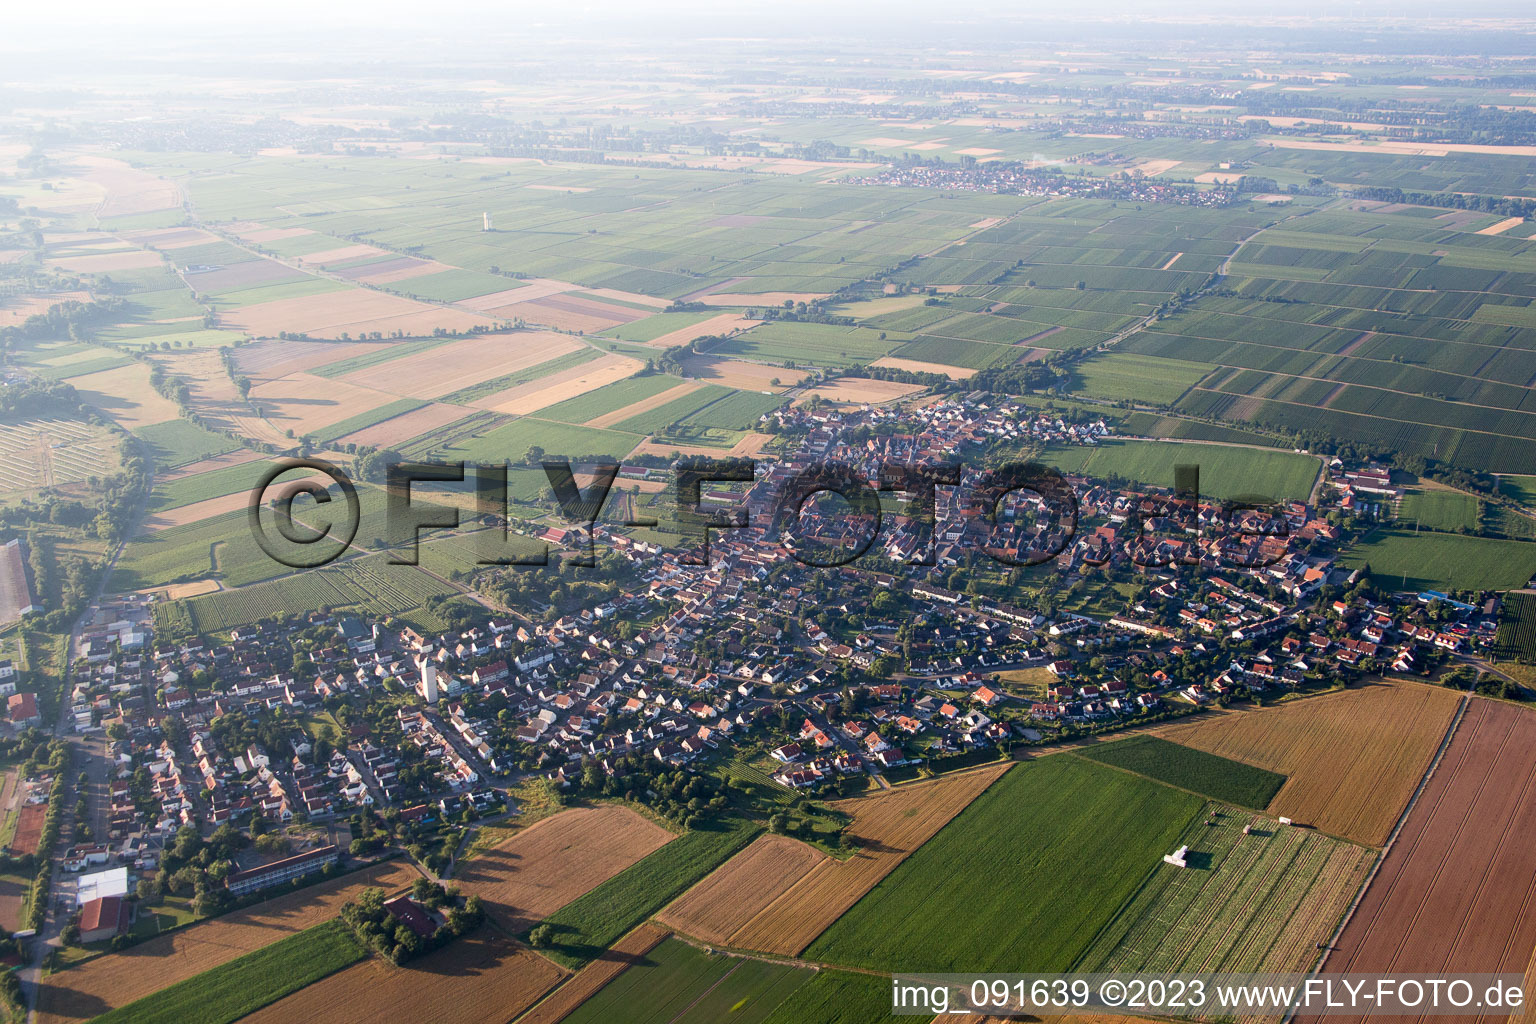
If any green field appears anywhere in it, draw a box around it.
[1073,352,1213,406]
[760,969,912,1024]
[1073,738,1286,809]
[804,756,1205,973]
[562,938,812,1024]
[310,339,452,378]
[538,373,678,424]
[442,347,602,406]
[528,816,760,970]
[147,460,272,513]
[603,312,718,343]
[86,919,365,1024]
[433,417,640,464]
[613,385,732,435]
[311,398,427,445]
[1340,528,1536,591]
[1078,806,1375,975]
[133,420,241,470]
[1398,488,1479,533]
[1500,475,1536,511]
[1040,439,1320,503]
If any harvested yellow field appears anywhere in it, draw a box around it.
[589,382,703,429]
[657,834,826,945]
[0,292,91,328]
[249,372,399,436]
[36,860,423,1024]
[73,154,183,217]
[641,313,755,349]
[870,356,977,380]
[514,924,672,1024]
[626,431,774,461]
[679,356,808,392]
[68,363,182,429]
[139,473,329,531]
[241,931,564,1024]
[233,339,390,383]
[457,805,674,933]
[153,348,291,447]
[1151,679,1463,846]
[335,402,470,449]
[1477,216,1526,236]
[473,352,642,415]
[235,225,315,243]
[299,243,389,264]
[352,259,450,285]
[459,280,574,311]
[342,332,585,400]
[727,764,1011,955]
[797,378,926,405]
[224,288,493,339]
[47,250,163,273]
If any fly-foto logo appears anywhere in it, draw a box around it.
[247,457,1289,571]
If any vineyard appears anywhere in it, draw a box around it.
[1077,804,1374,984]
[156,555,457,634]
[1494,592,1536,661]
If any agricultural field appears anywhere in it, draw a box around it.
[1339,528,1536,591]
[239,930,565,1024]
[1397,487,1480,533]
[514,924,672,1024]
[536,373,679,425]
[1040,439,1320,503]
[1322,700,1536,1020]
[797,377,926,405]
[655,833,827,945]
[1152,681,1464,846]
[132,419,240,470]
[1072,352,1212,406]
[36,859,421,1024]
[86,920,366,1024]
[759,969,913,1024]
[560,937,812,1024]
[65,361,183,430]
[1077,806,1375,977]
[802,757,1203,973]
[1073,737,1287,809]
[468,351,644,415]
[726,763,1010,956]
[1495,593,1536,662]
[527,815,760,969]
[455,804,673,934]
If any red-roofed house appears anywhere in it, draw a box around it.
[7,692,39,729]
[78,895,132,943]
[383,895,437,939]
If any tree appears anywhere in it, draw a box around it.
[528,924,554,948]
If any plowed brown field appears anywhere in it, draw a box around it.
[456,805,674,933]
[513,924,671,1024]
[656,834,826,944]
[1151,680,1462,845]
[37,860,423,1024]
[238,930,564,1024]
[726,764,1010,955]
[1317,699,1536,1024]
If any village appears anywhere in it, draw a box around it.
[1,396,1510,954]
